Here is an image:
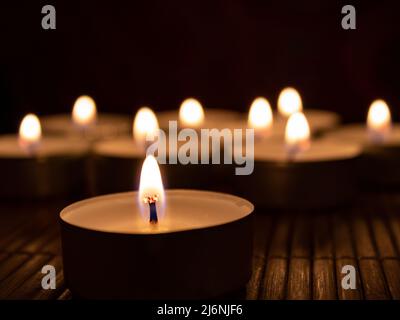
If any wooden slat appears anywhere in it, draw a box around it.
[0,254,52,299]
[268,216,291,258]
[253,214,273,259]
[333,214,355,258]
[0,218,53,253]
[247,214,273,299]
[246,255,265,300]
[261,258,287,300]
[336,258,363,300]
[369,213,397,258]
[58,289,72,300]
[352,214,377,258]
[314,214,333,259]
[0,253,30,282]
[381,259,400,300]
[0,253,8,263]
[6,255,63,300]
[287,258,311,300]
[20,226,59,254]
[385,210,400,255]
[290,215,311,258]
[359,259,390,300]
[313,259,336,300]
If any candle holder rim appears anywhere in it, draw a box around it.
[59,189,254,236]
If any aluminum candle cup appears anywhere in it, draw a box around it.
[324,124,400,189]
[92,138,225,195]
[0,135,88,199]
[60,190,254,299]
[234,140,362,210]
[41,113,131,140]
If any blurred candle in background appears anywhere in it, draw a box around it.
[285,111,310,158]
[133,107,159,150]
[72,95,98,131]
[0,113,88,199]
[367,99,391,144]
[179,98,205,128]
[248,97,273,140]
[278,87,303,118]
[18,113,42,154]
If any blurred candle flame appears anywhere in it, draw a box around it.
[285,112,310,157]
[179,98,205,128]
[367,99,391,144]
[133,107,159,149]
[248,97,273,139]
[138,155,165,221]
[72,95,97,128]
[18,114,42,153]
[278,87,303,117]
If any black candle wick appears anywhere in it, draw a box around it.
[149,201,158,224]
[144,195,159,224]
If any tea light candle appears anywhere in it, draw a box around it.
[90,107,154,195]
[247,97,274,140]
[42,95,130,140]
[234,111,361,209]
[324,99,400,188]
[157,97,243,130]
[274,87,340,136]
[0,114,88,199]
[60,155,254,299]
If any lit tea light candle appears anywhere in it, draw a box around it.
[91,106,159,195]
[157,97,243,130]
[234,112,361,209]
[367,99,391,144]
[42,95,130,140]
[248,97,273,140]
[179,98,205,128]
[325,99,400,188]
[133,107,160,150]
[18,113,42,154]
[278,87,303,117]
[72,95,97,130]
[0,114,88,198]
[60,155,254,299]
[285,112,310,158]
[273,87,340,136]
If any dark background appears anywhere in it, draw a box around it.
[1,0,399,133]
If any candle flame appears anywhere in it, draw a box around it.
[138,155,165,221]
[179,98,205,128]
[285,112,310,156]
[367,99,391,144]
[278,87,303,117]
[19,114,42,153]
[248,97,273,138]
[133,107,159,149]
[72,95,97,128]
